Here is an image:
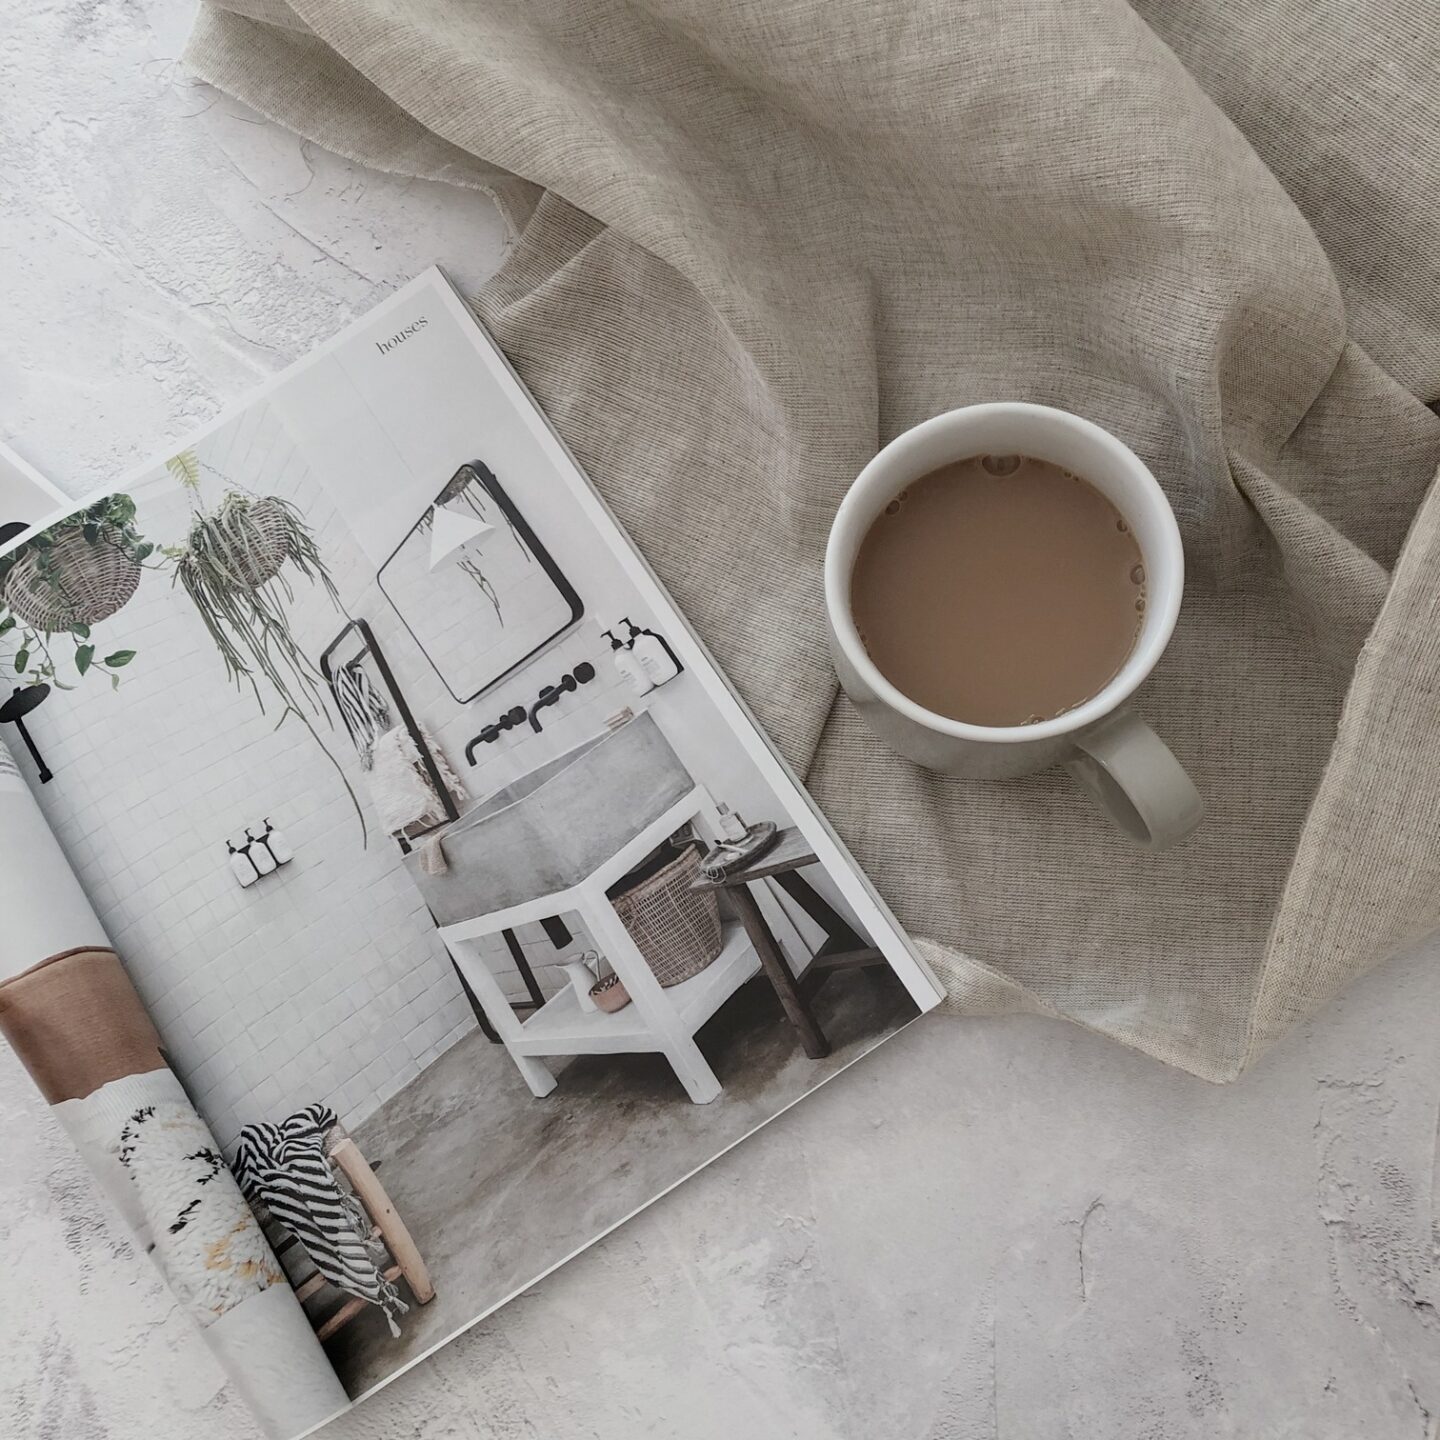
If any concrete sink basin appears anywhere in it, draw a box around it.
[405,712,693,924]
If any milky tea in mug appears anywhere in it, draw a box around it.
[849,453,1146,728]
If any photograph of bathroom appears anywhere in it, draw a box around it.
[0,285,932,1401]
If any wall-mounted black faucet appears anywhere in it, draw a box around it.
[465,705,527,765]
[463,662,598,763]
[528,662,596,733]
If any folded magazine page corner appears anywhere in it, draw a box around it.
[0,270,941,1437]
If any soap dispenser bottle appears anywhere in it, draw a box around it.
[259,818,293,867]
[622,618,682,685]
[228,839,260,888]
[604,628,654,695]
[245,827,276,876]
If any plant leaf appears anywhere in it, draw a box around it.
[0,616,13,635]
[71,622,90,639]
[14,648,28,673]
[110,671,120,690]
[165,451,201,489]
[75,644,94,675]
[104,649,136,667]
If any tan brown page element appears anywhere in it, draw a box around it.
[0,947,167,1103]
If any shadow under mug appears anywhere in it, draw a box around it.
[824,402,1204,850]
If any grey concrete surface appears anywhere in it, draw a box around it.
[335,967,917,1395]
[7,941,1440,1439]
[2,3,1439,1438]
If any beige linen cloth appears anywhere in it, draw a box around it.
[186,0,1440,1082]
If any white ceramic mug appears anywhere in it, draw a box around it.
[824,402,1204,850]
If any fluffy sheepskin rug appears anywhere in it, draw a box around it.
[119,1101,281,1324]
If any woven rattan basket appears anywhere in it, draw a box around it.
[199,496,291,588]
[3,531,142,631]
[613,845,723,987]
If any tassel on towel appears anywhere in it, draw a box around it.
[419,834,449,875]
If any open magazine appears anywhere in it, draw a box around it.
[0,270,941,1439]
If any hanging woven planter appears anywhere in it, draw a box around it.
[3,531,142,632]
[189,494,293,590]
[173,486,366,845]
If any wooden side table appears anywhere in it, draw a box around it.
[691,827,887,1059]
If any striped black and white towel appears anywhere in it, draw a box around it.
[233,1104,407,1337]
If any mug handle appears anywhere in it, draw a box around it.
[1064,710,1203,850]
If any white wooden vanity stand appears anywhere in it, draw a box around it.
[436,786,761,1103]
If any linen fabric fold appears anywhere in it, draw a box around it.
[184,0,1440,1080]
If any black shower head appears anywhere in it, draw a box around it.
[0,684,53,783]
[0,683,50,723]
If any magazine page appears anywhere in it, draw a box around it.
[0,732,349,1439]
[0,268,940,1438]
[0,440,70,544]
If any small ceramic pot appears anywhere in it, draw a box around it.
[589,974,631,1013]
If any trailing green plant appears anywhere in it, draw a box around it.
[168,458,366,844]
[0,493,154,590]
[172,492,338,713]
[0,615,137,692]
[1,465,366,843]
[0,494,151,690]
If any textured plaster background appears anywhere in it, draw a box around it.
[3,2,1439,1437]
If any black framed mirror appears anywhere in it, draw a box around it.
[377,462,583,703]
